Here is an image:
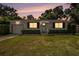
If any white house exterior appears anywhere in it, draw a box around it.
[10,19,68,34]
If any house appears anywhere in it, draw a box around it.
[10,18,69,34]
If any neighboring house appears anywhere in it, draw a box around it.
[10,18,69,34]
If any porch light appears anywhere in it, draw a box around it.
[16,21,20,25]
[42,23,46,26]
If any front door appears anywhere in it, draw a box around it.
[42,27,48,34]
[41,21,49,34]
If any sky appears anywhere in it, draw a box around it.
[3,3,70,19]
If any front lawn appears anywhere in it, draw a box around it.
[0,35,79,56]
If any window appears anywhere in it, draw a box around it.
[55,23,63,28]
[29,23,37,28]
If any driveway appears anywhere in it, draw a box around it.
[0,34,17,41]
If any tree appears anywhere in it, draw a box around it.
[27,15,34,20]
[64,8,71,15]
[0,4,17,16]
[53,6,64,18]
[0,4,21,22]
[22,16,26,20]
[39,9,57,20]
[69,3,79,24]
[39,6,65,20]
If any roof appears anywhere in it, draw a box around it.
[10,19,69,23]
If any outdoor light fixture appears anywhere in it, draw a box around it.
[42,23,46,26]
[16,21,20,25]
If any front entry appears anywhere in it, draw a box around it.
[41,21,49,34]
[41,27,48,34]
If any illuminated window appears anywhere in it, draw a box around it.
[55,23,63,28]
[29,23,37,28]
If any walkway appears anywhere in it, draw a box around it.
[0,34,17,41]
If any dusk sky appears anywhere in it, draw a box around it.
[3,3,70,18]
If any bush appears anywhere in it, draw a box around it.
[0,23,10,35]
[22,30,40,34]
[48,24,76,34]
[48,30,68,34]
[67,24,76,34]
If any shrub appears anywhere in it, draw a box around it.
[67,24,76,34]
[0,23,10,35]
[22,30,40,34]
[48,30,68,34]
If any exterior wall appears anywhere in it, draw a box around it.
[40,20,51,34]
[12,24,23,34]
[10,20,68,34]
[10,20,27,34]
[40,20,68,34]
[76,25,79,33]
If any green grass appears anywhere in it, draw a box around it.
[0,35,79,56]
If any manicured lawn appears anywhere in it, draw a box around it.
[0,35,79,56]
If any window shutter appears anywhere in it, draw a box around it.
[53,22,55,28]
[27,22,29,28]
[63,23,65,28]
[37,22,39,28]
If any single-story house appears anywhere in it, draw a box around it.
[10,19,69,34]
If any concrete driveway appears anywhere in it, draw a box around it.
[0,34,17,41]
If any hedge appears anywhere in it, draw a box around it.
[48,30,68,34]
[0,23,10,35]
[48,24,76,34]
[22,30,40,34]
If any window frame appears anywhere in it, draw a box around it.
[54,22,63,29]
[29,22,38,29]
